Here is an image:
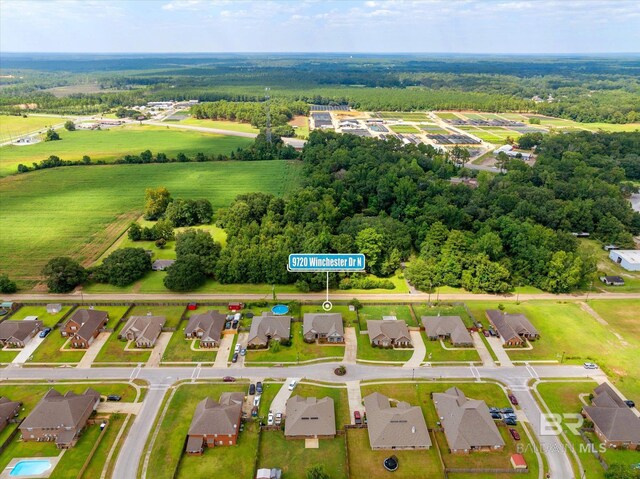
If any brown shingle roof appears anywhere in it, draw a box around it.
[363,392,431,449]
[20,388,99,431]
[184,310,226,343]
[66,309,108,341]
[0,320,43,342]
[367,320,411,344]
[486,310,538,343]
[433,387,505,451]
[303,313,344,338]
[188,392,244,437]
[284,396,336,437]
[248,314,291,345]
[119,315,166,344]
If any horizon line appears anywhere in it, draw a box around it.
[2,51,640,56]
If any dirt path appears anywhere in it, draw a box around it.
[579,302,628,345]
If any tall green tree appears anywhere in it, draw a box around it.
[42,257,87,293]
[144,187,172,220]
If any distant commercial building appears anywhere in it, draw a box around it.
[609,250,640,272]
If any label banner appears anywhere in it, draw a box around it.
[288,254,366,272]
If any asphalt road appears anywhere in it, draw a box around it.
[2,363,603,479]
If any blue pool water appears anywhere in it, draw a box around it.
[271,304,289,315]
[10,460,52,476]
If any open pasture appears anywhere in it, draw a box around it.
[0,114,69,143]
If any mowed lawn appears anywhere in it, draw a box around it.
[0,160,302,281]
[145,382,249,479]
[10,304,74,327]
[178,117,259,134]
[0,114,69,143]
[0,124,253,177]
[465,300,640,399]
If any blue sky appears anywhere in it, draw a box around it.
[1,0,639,54]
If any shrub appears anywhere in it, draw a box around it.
[0,274,17,293]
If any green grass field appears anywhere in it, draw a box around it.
[162,314,217,363]
[145,382,248,479]
[126,305,185,329]
[29,330,86,363]
[377,112,428,121]
[435,112,461,120]
[178,117,260,134]
[358,304,416,328]
[10,304,74,327]
[356,331,414,362]
[389,124,420,134]
[0,114,70,142]
[465,300,640,399]
[93,322,151,363]
[0,160,302,282]
[0,124,253,177]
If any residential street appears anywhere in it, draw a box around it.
[1,362,605,479]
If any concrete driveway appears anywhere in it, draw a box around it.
[343,327,357,364]
[146,333,172,368]
[213,334,234,368]
[471,331,495,367]
[269,378,300,415]
[97,402,142,414]
[485,337,514,367]
[403,331,425,368]
[76,332,111,368]
[346,381,362,424]
[10,335,46,365]
[230,332,248,369]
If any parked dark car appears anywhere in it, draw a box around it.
[509,428,521,441]
[625,400,635,408]
[504,418,517,426]
[501,407,514,414]
[251,406,258,417]
[223,376,236,382]
[232,353,238,363]
[249,384,256,395]
[354,411,362,425]
[489,407,499,413]
[483,330,490,337]
[256,381,263,394]
[491,412,502,420]
[232,320,239,329]
[107,395,121,402]
[225,321,232,329]
[508,394,519,406]
[39,327,52,338]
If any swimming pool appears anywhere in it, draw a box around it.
[271,304,289,315]
[10,460,52,477]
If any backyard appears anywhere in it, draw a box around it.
[10,304,74,327]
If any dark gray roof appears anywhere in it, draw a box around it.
[486,310,538,342]
[184,311,226,343]
[422,316,472,345]
[433,387,505,451]
[303,313,344,338]
[0,320,43,342]
[188,392,244,436]
[20,388,100,431]
[592,383,627,409]
[0,397,21,424]
[584,406,640,443]
[66,309,108,341]
[363,392,431,449]
[285,396,336,437]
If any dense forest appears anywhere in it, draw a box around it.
[212,130,640,293]
[1,53,639,122]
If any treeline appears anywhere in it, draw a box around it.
[213,130,639,293]
[191,99,309,128]
[16,135,298,174]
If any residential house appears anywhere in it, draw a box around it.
[0,319,43,348]
[284,396,336,439]
[247,313,291,348]
[363,392,432,450]
[119,315,166,348]
[582,383,640,450]
[599,276,625,286]
[0,397,21,434]
[185,311,226,348]
[46,304,62,314]
[485,310,539,346]
[61,308,109,349]
[152,259,175,271]
[19,388,100,448]
[608,250,640,272]
[433,387,505,454]
[185,392,244,454]
[367,320,412,348]
[303,313,344,343]
[422,316,473,347]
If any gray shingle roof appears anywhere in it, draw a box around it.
[188,392,244,437]
[248,314,291,345]
[486,310,538,343]
[184,311,226,343]
[0,397,21,427]
[422,316,472,345]
[583,384,640,444]
[363,392,431,449]
[303,313,343,338]
[284,396,336,437]
[0,320,43,342]
[20,388,100,431]
[367,320,411,343]
[119,315,166,344]
[433,387,505,451]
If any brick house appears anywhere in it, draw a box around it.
[185,392,244,454]
[61,309,108,349]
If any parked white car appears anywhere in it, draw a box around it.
[583,362,598,369]
[268,412,274,425]
[288,379,298,391]
[253,395,261,407]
